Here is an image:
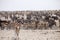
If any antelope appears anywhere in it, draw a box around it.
[12,21,21,36]
[0,20,10,30]
[37,21,49,29]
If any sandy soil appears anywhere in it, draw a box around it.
[0,29,60,40]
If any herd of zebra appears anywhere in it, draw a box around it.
[0,11,60,30]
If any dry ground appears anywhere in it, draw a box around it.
[0,29,60,40]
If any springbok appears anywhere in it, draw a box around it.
[0,20,10,30]
[37,21,49,29]
[12,21,21,36]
